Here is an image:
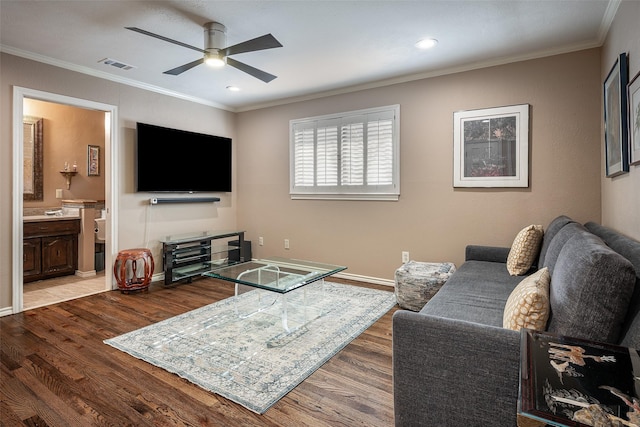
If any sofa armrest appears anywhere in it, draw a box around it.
[393,311,520,427]
[466,245,511,263]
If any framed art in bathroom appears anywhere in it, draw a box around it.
[88,145,100,176]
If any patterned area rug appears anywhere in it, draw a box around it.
[104,282,396,414]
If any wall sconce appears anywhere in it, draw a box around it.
[59,171,77,189]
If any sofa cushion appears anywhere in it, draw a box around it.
[547,231,636,343]
[421,260,523,327]
[503,267,550,331]
[585,222,640,348]
[507,225,544,275]
[538,215,574,267]
[542,222,586,274]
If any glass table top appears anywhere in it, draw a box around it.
[203,257,347,294]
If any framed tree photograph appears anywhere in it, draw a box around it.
[453,104,529,187]
[603,52,629,177]
[628,69,640,166]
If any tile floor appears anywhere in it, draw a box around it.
[23,272,108,310]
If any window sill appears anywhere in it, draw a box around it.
[290,193,399,201]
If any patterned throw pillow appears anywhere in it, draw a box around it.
[507,224,544,275]
[503,267,551,331]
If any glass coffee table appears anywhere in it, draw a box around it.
[203,257,346,335]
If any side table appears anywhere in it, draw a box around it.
[114,248,154,293]
[394,261,456,311]
[519,330,637,427]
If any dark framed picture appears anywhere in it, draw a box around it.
[88,145,100,176]
[453,104,529,187]
[628,70,640,166]
[603,53,629,177]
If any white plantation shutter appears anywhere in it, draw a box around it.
[367,115,394,185]
[290,105,400,200]
[340,120,364,186]
[293,125,314,186]
[316,122,339,186]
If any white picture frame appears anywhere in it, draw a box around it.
[453,104,529,188]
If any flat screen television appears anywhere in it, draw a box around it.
[135,122,232,192]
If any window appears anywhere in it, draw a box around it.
[290,105,400,200]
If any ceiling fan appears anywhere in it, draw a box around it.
[126,22,282,83]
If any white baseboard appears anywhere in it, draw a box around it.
[152,270,394,288]
[333,271,395,287]
[76,270,97,278]
[0,271,392,318]
[0,306,15,317]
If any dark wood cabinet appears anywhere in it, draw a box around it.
[23,237,42,280]
[23,218,80,282]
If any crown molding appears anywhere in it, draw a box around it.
[237,40,603,112]
[0,45,235,112]
[598,0,621,44]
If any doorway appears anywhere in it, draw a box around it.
[12,87,119,313]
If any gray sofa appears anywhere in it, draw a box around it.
[392,216,640,426]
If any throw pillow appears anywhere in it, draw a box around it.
[503,268,551,331]
[507,225,544,275]
[546,232,636,343]
[538,215,574,267]
[542,222,587,275]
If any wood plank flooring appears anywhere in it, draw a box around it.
[1,278,398,426]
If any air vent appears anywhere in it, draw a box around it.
[98,58,136,70]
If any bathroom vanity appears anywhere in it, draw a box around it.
[23,216,80,282]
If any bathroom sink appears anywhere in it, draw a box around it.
[23,213,80,222]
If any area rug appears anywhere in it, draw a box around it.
[104,282,396,414]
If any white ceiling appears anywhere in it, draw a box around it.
[0,0,617,112]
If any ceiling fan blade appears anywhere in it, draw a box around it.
[164,58,204,75]
[224,34,282,57]
[125,27,205,54]
[226,57,277,83]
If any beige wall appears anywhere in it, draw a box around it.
[601,0,640,239]
[0,53,237,311]
[2,7,635,310]
[24,99,106,207]
[237,49,603,281]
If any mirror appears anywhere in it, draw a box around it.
[23,116,43,201]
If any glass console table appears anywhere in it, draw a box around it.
[204,257,346,334]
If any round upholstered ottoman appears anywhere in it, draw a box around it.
[114,248,155,293]
[394,261,456,311]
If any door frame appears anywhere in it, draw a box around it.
[12,86,119,313]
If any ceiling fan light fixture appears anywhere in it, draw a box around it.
[205,52,225,67]
[415,38,438,50]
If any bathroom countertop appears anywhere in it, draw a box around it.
[23,214,81,223]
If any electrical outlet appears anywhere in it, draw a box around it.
[284,239,290,250]
[259,237,264,246]
[402,251,410,263]
[55,189,63,199]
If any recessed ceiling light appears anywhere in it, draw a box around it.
[226,85,241,92]
[415,38,438,50]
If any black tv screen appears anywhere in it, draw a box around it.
[136,122,232,192]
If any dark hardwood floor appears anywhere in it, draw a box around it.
[1,277,398,426]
